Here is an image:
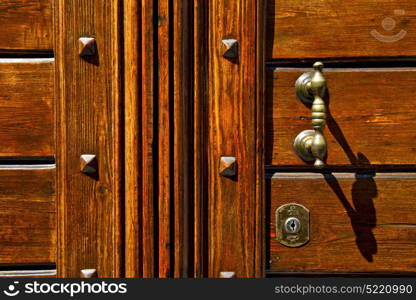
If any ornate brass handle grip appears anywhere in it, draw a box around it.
[293,62,327,168]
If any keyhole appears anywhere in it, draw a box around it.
[284,217,300,233]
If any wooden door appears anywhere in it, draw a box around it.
[0,1,122,278]
[266,0,416,275]
[205,0,416,277]
[0,0,56,277]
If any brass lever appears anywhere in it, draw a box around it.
[293,62,327,168]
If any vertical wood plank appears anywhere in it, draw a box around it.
[55,0,122,277]
[207,0,265,277]
[141,0,156,278]
[173,0,191,278]
[193,0,209,278]
[255,0,266,277]
[157,0,172,278]
[124,0,141,278]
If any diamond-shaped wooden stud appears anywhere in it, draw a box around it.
[80,154,98,176]
[80,269,97,278]
[220,271,236,278]
[221,39,238,60]
[219,156,237,177]
[78,37,96,57]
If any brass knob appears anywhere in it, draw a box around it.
[294,62,327,168]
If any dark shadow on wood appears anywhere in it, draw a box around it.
[324,169,378,262]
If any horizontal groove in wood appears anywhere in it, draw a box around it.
[269,172,416,179]
[266,271,416,277]
[269,67,416,73]
[0,164,55,170]
[0,50,54,58]
[0,269,56,278]
[0,59,55,157]
[266,165,416,173]
[0,0,53,51]
[0,58,54,63]
[266,57,416,68]
[0,263,55,269]
[0,157,55,165]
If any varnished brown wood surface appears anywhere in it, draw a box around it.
[55,0,122,277]
[140,0,156,278]
[124,0,141,278]
[172,0,192,278]
[127,0,194,279]
[266,0,416,59]
[193,0,209,278]
[0,167,55,264]
[208,0,265,277]
[157,0,172,278]
[153,0,194,278]
[0,0,52,51]
[266,68,416,166]
[0,59,54,157]
[268,173,416,272]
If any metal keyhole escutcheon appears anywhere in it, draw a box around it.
[285,217,301,234]
[276,203,310,248]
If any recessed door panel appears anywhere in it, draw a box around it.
[268,173,416,273]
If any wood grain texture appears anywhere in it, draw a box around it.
[0,59,54,157]
[208,0,265,277]
[0,0,52,51]
[256,0,266,277]
[157,0,172,278]
[193,0,209,278]
[54,0,122,278]
[172,0,192,278]
[266,0,416,59]
[153,0,193,278]
[124,0,141,278]
[140,0,156,278]
[0,168,55,264]
[268,173,416,272]
[266,68,416,166]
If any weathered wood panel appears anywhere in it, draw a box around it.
[55,0,122,277]
[266,68,416,166]
[266,0,416,59]
[0,59,54,157]
[208,0,265,277]
[0,167,55,264]
[269,173,416,272]
[0,0,52,51]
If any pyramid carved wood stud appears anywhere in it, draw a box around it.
[80,269,97,278]
[80,154,98,177]
[219,271,236,278]
[221,39,238,60]
[78,37,96,57]
[219,156,237,177]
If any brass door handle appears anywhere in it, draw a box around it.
[293,62,327,168]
